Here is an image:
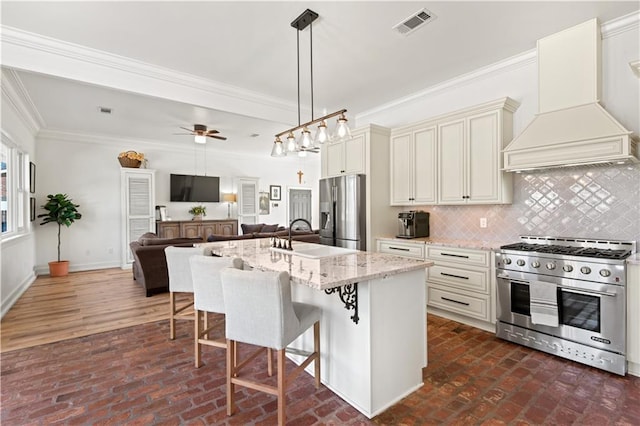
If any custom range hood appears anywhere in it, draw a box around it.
[503,19,638,172]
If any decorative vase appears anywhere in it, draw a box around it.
[49,260,69,277]
[193,214,203,221]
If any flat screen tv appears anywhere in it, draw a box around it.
[170,174,220,202]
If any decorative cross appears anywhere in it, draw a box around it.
[297,170,304,184]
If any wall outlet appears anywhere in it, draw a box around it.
[480,218,487,228]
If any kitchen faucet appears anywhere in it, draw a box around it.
[288,218,312,250]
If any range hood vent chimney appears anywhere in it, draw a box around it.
[503,19,638,172]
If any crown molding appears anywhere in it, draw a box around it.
[601,10,639,39]
[36,129,309,162]
[0,25,300,124]
[356,48,536,124]
[1,68,45,134]
[357,11,639,124]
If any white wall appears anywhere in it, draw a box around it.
[34,133,320,275]
[1,76,38,318]
[355,17,640,245]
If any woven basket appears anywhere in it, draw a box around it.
[118,151,142,168]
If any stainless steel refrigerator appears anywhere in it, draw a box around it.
[319,174,366,251]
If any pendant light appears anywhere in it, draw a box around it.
[270,9,352,157]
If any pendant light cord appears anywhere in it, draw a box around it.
[310,21,314,121]
[296,28,301,126]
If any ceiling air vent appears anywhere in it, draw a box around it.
[393,8,435,36]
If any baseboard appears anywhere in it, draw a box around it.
[628,361,639,377]
[34,260,122,276]
[1,270,36,319]
[428,307,496,333]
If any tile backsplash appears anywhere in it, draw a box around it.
[417,163,640,245]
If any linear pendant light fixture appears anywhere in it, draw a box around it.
[271,9,351,158]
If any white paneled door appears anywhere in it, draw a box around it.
[237,178,259,229]
[121,168,155,267]
[288,187,312,225]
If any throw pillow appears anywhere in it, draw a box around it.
[241,223,264,234]
[261,224,279,232]
[138,232,158,243]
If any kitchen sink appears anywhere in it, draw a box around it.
[269,245,358,259]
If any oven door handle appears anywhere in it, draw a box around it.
[497,274,529,285]
[559,287,617,298]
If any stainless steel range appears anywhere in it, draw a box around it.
[496,236,636,375]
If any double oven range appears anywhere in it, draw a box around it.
[496,236,635,375]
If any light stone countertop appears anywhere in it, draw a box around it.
[377,236,512,251]
[197,239,433,291]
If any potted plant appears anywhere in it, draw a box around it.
[189,205,206,220]
[38,193,82,277]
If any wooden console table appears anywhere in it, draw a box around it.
[156,219,238,240]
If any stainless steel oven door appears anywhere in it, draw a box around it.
[496,271,626,354]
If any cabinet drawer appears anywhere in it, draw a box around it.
[426,246,489,267]
[427,264,489,294]
[428,286,490,321]
[378,240,425,260]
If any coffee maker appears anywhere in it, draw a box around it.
[397,211,429,238]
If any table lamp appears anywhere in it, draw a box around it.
[222,193,237,218]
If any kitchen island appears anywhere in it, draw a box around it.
[198,238,433,418]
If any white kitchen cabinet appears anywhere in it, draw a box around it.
[389,97,518,206]
[438,107,513,204]
[426,245,494,332]
[121,168,155,267]
[390,126,436,205]
[627,261,640,377]
[322,132,365,177]
[377,239,426,260]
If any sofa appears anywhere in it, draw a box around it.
[130,233,205,297]
[206,223,320,244]
[130,225,319,297]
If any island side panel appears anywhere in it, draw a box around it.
[370,268,427,415]
[290,279,374,416]
[289,268,427,418]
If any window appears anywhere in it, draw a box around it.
[1,132,28,237]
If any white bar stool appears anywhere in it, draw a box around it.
[220,268,321,426]
[164,246,207,340]
[189,255,243,368]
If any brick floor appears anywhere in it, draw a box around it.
[2,314,639,425]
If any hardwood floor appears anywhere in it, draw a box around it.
[0,268,191,353]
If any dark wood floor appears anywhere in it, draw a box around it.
[1,269,639,424]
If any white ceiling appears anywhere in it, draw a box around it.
[2,1,638,156]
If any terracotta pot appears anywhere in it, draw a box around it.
[49,261,69,277]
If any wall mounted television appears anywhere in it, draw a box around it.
[170,174,220,202]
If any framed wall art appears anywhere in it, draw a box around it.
[29,162,36,193]
[30,197,36,222]
[259,192,270,215]
[270,185,281,201]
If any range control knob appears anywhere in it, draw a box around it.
[546,262,556,270]
[563,265,574,273]
[503,258,512,265]
[516,259,525,267]
[580,266,592,275]
[531,261,541,268]
[599,269,611,277]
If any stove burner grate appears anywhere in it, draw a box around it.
[500,242,631,260]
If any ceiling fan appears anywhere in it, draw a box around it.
[176,124,227,143]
